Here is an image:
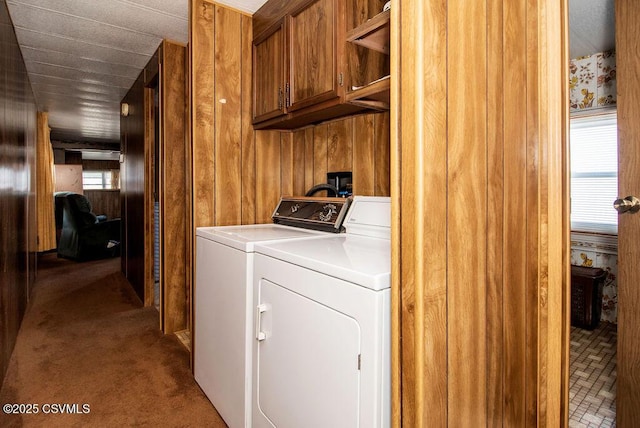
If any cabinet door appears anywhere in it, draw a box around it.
[287,0,340,112]
[253,21,286,123]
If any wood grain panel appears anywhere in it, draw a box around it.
[374,112,390,196]
[447,0,488,423]
[502,0,528,424]
[616,0,640,424]
[214,6,243,226]
[313,123,329,189]
[191,0,216,228]
[395,0,449,425]
[121,70,146,300]
[537,0,568,423]
[280,133,294,196]
[255,131,282,222]
[353,114,375,195]
[84,190,121,220]
[327,118,353,172]
[303,127,315,191]
[393,0,567,426]
[0,0,37,385]
[291,129,307,196]
[486,0,505,423]
[36,112,56,252]
[161,40,188,334]
[241,13,256,225]
[524,0,540,424]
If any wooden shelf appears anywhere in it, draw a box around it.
[346,75,390,111]
[346,9,390,55]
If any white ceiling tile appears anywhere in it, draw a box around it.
[215,0,268,14]
[14,29,152,67]
[20,47,143,79]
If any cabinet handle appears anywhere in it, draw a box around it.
[278,87,283,110]
[286,82,291,108]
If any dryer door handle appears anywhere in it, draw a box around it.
[255,304,268,341]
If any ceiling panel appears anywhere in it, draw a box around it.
[6,0,188,144]
[569,0,615,58]
[14,29,153,68]
[214,0,268,14]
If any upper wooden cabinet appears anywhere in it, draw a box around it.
[253,20,286,123]
[287,0,339,112]
[253,0,385,130]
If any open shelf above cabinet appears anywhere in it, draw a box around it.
[346,9,390,55]
[346,75,390,111]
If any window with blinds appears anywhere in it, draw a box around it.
[82,170,119,190]
[570,112,618,235]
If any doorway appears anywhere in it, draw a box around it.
[567,1,617,424]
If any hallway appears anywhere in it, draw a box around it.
[0,254,225,427]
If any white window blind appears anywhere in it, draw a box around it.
[570,112,618,235]
[82,170,112,190]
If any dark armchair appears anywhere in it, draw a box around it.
[57,193,121,261]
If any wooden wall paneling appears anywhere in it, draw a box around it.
[312,124,328,189]
[143,87,155,308]
[327,118,353,173]
[291,129,307,196]
[84,190,121,220]
[280,133,294,196]
[395,0,449,425]
[486,0,505,422]
[191,0,216,229]
[36,112,56,252]
[0,0,37,385]
[255,131,282,222]
[353,114,375,195]
[502,0,528,424]
[241,13,256,225]
[615,0,640,424]
[121,70,146,301]
[214,6,243,226]
[525,0,541,423]
[392,0,566,426]
[538,0,568,422]
[161,40,188,334]
[373,112,390,196]
[303,127,315,192]
[447,0,488,423]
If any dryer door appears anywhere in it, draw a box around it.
[255,279,361,428]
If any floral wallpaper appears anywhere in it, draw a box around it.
[571,233,618,324]
[569,50,616,111]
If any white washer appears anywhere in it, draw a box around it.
[195,198,351,428]
[251,196,391,428]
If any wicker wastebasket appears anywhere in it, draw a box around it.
[570,265,608,330]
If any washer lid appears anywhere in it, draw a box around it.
[255,234,390,291]
[196,224,326,252]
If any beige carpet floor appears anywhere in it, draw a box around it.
[0,253,226,427]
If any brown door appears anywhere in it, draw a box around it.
[253,21,286,123]
[614,1,640,424]
[287,0,340,112]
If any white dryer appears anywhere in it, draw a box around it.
[194,198,351,428]
[251,196,391,428]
